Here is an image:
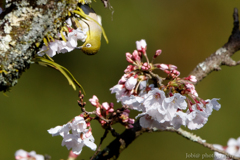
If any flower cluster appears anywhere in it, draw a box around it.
[37,18,87,57]
[213,137,240,160]
[111,39,221,130]
[15,149,44,160]
[48,115,96,155]
[89,95,135,129]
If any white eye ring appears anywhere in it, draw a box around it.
[86,43,91,48]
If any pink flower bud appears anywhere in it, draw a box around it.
[141,62,151,71]
[128,118,135,124]
[132,50,141,62]
[141,66,147,70]
[168,64,178,70]
[89,95,99,107]
[164,70,170,74]
[136,39,147,53]
[124,65,134,73]
[126,52,133,63]
[108,108,114,113]
[118,74,128,84]
[110,102,114,108]
[172,70,180,76]
[102,102,110,110]
[185,83,198,97]
[156,63,168,71]
[96,107,101,116]
[184,75,197,83]
[154,49,162,58]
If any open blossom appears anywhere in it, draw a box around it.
[125,76,138,90]
[186,107,208,130]
[48,122,71,137]
[15,149,44,160]
[48,115,96,155]
[110,74,140,102]
[111,39,221,130]
[110,84,127,102]
[89,95,99,107]
[61,129,96,155]
[121,95,145,111]
[37,18,87,57]
[139,115,172,130]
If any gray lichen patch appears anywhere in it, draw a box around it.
[0,0,79,92]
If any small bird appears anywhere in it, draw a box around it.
[76,4,108,55]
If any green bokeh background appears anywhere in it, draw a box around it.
[1,0,240,159]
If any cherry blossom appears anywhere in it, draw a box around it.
[48,116,96,155]
[111,39,221,130]
[37,18,87,57]
[15,149,44,160]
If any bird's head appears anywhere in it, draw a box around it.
[78,32,102,55]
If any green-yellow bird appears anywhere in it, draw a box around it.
[76,4,108,55]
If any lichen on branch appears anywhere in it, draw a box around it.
[0,0,79,92]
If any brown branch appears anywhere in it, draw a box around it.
[94,120,240,160]
[93,119,146,160]
[91,129,109,160]
[94,8,240,160]
[190,8,240,84]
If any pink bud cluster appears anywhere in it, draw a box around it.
[111,39,221,130]
[89,95,135,129]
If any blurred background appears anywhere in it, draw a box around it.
[1,0,240,159]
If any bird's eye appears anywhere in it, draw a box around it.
[86,43,91,48]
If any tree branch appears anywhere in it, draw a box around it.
[0,0,79,92]
[190,8,240,84]
[162,128,240,160]
[93,119,145,160]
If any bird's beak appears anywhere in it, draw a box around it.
[75,46,83,50]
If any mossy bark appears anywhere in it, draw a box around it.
[0,0,79,92]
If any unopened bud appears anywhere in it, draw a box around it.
[154,49,162,59]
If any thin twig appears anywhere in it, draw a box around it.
[91,129,109,160]
[101,0,109,8]
[149,71,163,85]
